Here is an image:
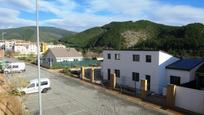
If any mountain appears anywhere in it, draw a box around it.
[0,26,76,42]
[61,20,204,57]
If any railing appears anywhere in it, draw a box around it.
[52,60,101,68]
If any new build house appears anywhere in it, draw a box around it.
[166,59,204,85]
[102,50,179,94]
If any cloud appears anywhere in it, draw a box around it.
[150,5,204,25]
[0,0,204,31]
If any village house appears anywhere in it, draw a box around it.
[166,58,204,85]
[41,42,66,53]
[41,48,83,68]
[102,50,179,94]
[13,41,37,55]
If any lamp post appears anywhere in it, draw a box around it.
[36,0,42,115]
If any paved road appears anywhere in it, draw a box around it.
[7,62,167,115]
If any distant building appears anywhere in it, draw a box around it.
[102,50,179,94]
[41,48,83,68]
[41,42,66,53]
[4,40,15,51]
[166,59,204,85]
[41,42,48,53]
[47,44,66,49]
[13,41,37,55]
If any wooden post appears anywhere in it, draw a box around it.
[81,66,85,80]
[110,73,116,89]
[166,84,176,108]
[141,80,147,99]
[91,67,95,83]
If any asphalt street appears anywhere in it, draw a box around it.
[5,61,167,115]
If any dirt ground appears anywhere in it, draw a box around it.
[0,75,26,115]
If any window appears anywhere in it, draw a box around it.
[133,54,140,62]
[41,81,48,86]
[107,53,111,59]
[13,65,18,68]
[37,81,48,86]
[27,83,35,88]
[170,76,180,85]
[115,54,120,60]
[146,55,151,62]
[132,72,139,81]
[107,69,111,80]
[115,69,120,78]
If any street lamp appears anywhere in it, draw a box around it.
[36,0,42,115]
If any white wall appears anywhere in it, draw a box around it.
[56,57,83,62]
[102,50,178,94]
[14,44,37,55]
[158,51,179,93]
[166,69,191,84]
[175,86,204,114]
[166,62,203,85]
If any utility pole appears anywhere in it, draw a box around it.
[36,0,42,115]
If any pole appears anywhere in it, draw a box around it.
[2,32,6,60]
[36,0,42,115]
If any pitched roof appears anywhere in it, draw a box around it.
[166,58,204,71]
[49,48,82,58]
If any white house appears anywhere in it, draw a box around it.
[42,48,83,67]
[14,41,37,55]
[102,50,179,94]
[47,44,66,49]
[4,40,15,51]
[166,59,204,85]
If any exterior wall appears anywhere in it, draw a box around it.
[102,50,178,94]
[47,44,66,49]
[41,43,48,53]
[14,44,37,55]
[158,52,179,93]
[4,41,14,51]
[166,69,191,84]
[56,57,83,62]
[41,50,56,68]
[175,86,204,114]
[167,62,204,85]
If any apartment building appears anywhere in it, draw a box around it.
[13,41,37,55]
[102,50,179,94]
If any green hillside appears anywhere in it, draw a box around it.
[61,20,204,57]
[0,26,75,42]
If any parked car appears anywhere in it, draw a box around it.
[3,62,26,73]
[18,78,51,94]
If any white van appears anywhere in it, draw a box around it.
[3,62,26,73]
[18,78,51,94]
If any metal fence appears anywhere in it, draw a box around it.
[52,60,101,68]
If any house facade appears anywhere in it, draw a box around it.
[14,41,37,55]
[41,42,66,53]
[41,48,83,67]
[166,59,204,85]
[102,50,179,94]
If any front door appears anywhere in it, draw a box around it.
[145,75,151,91]
[107,69,111,80]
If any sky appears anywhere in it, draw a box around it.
[0,0,204,32]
